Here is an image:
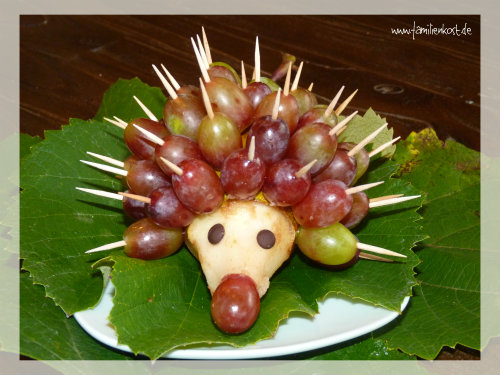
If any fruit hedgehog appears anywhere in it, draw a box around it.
[77,27,420,334]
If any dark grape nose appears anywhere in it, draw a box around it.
[210,273,260,334]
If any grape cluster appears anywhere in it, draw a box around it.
[79,31,411,334]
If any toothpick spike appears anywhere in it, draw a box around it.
[113,116,128,127]
[369,195,421,208]
[191,37,211,83]
[103,117,126,130]
[133,96,158,122]
[307,82,314,92]
[329,110,358,136]
[369,194,404,203]
[368,137,401,158]
[201,26,212,64]
[160,64,181,91]
[359,252,393,262]
[241,61,247,89]
[248,136,256,161]
[345,181,384,195]
[199,78,214,119]
[347,123,388,157]
[86,152,125,168]
[80,160,128,177]
[291,61,303,91]
[295,159,317,178]
[324,86,345,118]
[272,88,282,120]
[357,242,407,258]
[196,34,210,70]
[152,64,178,100]
[75,187,124,201]
[255,36,261,82]
[283,62,292,96]
[133,124,165,146]
[159,157,183,176]
[336,126,347,135]
[118,192,151,204]
[86,240,127,254]
[335,89,358,116]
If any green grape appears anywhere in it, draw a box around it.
[296,222,358,267]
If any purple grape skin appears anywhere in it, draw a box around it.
[314,149,357,186]
[286,122,337,176]
[262,159,311,206]
[154,134,203,177]
[247,115,290,165]
[146,186,196,228]
[341,192,369,228]
[244,82,272,109]
[125,160,171,197]
[220,148,266,200]
[122,190,147,220]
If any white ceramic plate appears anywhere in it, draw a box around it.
[74,282,409,359]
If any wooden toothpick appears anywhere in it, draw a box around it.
[160,64,181,91]
[335,89,358,116]
[347,123,388,157]
[241,61,247,89]
[133,96,159,122]
[329,110,358,136]
[104,117,126,130]
[255,36,261,82]
[201,26,212,64]
[118,192,151,204]
[133,124,165,146]
[357,242,406,258]
[76,187,124,201]
[152,64,178,100]
[196,34,210,70]
[368,194,404,203]
[86,152,125,168]
[272,88,282,120]
[359,252,393,262]
[199,78,214,119]
[369,195,421,208]
[248,136,256,161]
[283,62,292,96]
[290,61,303,92]
[159,157,183,176]
[368,137,401,158]
[324,86,345,118]
[80,160,128,177]
[191,37,211,83]
[295,159,317,178]
[307,82,314,92]
[345,181,384,195]
[86,240,127,254]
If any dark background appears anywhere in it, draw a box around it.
[20,14,480,359]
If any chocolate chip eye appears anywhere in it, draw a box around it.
[208,223,225,244]
[257,229,275,249]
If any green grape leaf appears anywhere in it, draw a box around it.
[379,129,480,359]
[94,77,166,123]
[20,133,42,160]
[20,78,425,360]
[339,108,396,158]
[20,271,130,360]
[305,335,414,360]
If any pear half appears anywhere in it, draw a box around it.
[186,200,296,297]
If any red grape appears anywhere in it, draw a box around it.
[171,158,224,214]
[208,65,239,85]
[197,113,242,169]
[123,218,183,260]
[292,179,353,227]
[122,189,147,220]
[220,148,265,200]
[286,122,337,175]
[247,116,289,165]
[254,91,299,133]
[154,134,203,177]
[297,106,337,131]
[244,81,272,109]
[124,118,169,161]
[262,159,311,206]
[338,142,370,184]
[123,155,141,170]
[211,273,260,334]
[146,186,196,228]
[291,88,318,116]
[205,77,253,132]
[341,192,369,228]
[313,149,357,186]
[163,93,206,141]
[125,160,171,197]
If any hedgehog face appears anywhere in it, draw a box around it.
[186,200,296,297]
